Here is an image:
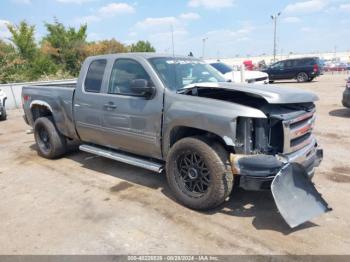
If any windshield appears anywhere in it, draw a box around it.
[210,63,233,74]
[149,57,226,91]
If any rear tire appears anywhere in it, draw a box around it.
[34,117,67,159]
[166,137,234,210]
[297,72,309,83]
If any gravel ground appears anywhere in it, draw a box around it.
[0,73,349,255]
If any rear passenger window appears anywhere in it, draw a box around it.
[285,60,293,68]
[85,59,107,93]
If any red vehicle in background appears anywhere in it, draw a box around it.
[243,60,254,71]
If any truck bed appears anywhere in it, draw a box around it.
[32,80,77,88]
[22,83,78,140]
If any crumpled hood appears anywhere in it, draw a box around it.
[182,82,319,104]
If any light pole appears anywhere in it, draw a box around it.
[202,37,208,59]
[271,12,281,62]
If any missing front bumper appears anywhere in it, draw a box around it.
[271,163,331,228]
[229,144,329,228]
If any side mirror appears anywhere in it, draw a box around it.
[130,79,155,98]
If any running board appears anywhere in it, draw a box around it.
[79,144,164,173]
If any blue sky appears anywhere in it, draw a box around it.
[0,0,349,58]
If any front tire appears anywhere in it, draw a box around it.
[297,72,309,83]
[166,137,234,210]
[34,117,67,159]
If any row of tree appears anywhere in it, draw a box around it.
[0,20,156,84]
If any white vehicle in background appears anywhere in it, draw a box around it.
[0,88,7,121]
[210,62,269,84]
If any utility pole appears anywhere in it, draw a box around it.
[202,37,208,59]
[271,12,281,62]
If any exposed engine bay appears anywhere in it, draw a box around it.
[181,86,330,228]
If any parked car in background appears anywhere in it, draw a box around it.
[0,88,7,121]
[210,62,269,84]
[342,76,350,108]
[243,60,254,70]
[263,57,323,83]
[324,62,348,72]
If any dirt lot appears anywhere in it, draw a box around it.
[0,74,350,255]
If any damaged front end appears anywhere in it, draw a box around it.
[230,105,330,228]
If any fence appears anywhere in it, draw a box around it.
[0,79,76,110]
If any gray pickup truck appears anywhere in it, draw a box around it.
[22,53,330,228]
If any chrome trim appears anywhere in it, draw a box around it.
[284,109,316,125]
[281,137,318,164]
[79,144,164,173]
[289,115,316,140]
[283,109,316,154]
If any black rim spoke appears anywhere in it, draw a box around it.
[176,152,211,196]
[38,127,50,151]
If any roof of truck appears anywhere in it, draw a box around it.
[87,53,198,60]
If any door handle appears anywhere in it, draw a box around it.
[104,103,117,110]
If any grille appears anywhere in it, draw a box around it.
[282,109,316,154]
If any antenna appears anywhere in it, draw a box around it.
[170,24,177,91]
[171,24,175,57]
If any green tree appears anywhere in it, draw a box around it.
[130,41,156,52]
[0,40,27,83]
[42,19,87,76]
[84,39,128,56]
[5,21,58,82]
[7,21,37,60]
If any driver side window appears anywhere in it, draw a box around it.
[109,59,151,96]
[272,62,284,69]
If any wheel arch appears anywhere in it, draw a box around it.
[30,100,53,123]
[164,125,233,158]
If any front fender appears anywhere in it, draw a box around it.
[163,92,266,157]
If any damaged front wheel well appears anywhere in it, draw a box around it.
[169,126,233,152]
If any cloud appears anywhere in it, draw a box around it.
[134,12,200,32]
[135,17,180,31]
[188,0,234,9]
[340,4,350,12]
[75,2,135,24]
[282,16,302,23]
[179,12,200,20]
[131,13,202,53]
[284,0,328,14]
[98,3,135,17]
[205,24,254,39]
[301,27,312,32]
[0,20,11,40]
[56,0,95,3]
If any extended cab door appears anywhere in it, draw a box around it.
[74,58,109,146]
[98,57,164,159]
